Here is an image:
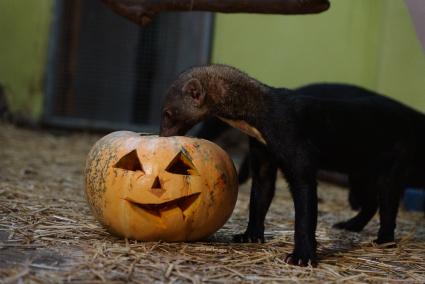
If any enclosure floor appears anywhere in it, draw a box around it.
[1,123,424,283]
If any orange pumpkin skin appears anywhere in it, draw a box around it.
[85,131,238,241]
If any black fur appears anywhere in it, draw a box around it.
[194,87,369,210]
[159,64,425,266]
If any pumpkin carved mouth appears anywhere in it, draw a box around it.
[127,192,200,219]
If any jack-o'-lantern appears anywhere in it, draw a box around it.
[85,131,238,241]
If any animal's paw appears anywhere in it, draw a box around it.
[333,219,364,232]
[284,248,317,267]
[373,236,396,247]
[233,229,264,243]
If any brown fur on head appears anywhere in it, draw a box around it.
[160,65,228,137]
[160,64,268,137]
[160,68,207,137]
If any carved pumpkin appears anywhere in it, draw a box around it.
[85,131,238,241]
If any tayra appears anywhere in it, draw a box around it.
[159,64,425,266]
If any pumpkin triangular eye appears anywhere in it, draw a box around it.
[166,151,199,176]
[114,149,144,172]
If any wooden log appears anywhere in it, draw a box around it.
[102,0,330,26]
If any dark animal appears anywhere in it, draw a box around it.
[159,64,425,266]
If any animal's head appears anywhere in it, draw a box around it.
[160,64,246,137]
[160,70,210,137]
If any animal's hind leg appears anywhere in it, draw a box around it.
[233,138,278,243]
[348,175,362,210]
[375,174,403,244]
[334,176,378,232]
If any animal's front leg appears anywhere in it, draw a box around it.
[284,165,318,266]
[233,138,277,243]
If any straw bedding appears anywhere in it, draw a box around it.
[0,123,424,283]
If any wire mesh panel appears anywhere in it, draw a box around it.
[44,0,212,132]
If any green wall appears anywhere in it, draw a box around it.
[0,0,424,118]
[212,0,425,111]
[0,0,53,119]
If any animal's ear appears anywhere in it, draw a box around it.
[182,78,205,107]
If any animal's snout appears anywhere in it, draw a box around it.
[159,126,172,137]
[159,124,180,137]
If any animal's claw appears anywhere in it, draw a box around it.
[233,230,265,243]
[284,250,317,267]
[373,236,396,247]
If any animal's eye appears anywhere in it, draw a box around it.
[114,149,145,173]
[166,151,199,176]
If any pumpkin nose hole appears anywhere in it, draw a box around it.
[150,176,165,198]
[152,176,162,189]
[166,151,199,175]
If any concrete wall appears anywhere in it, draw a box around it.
[378,0,425,110]
[212,0,425,111]
[0,0,53,119]
[405,0,425,51]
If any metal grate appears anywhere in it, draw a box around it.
[44,0,213,132]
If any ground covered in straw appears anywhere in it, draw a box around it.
[1,123,424,283]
